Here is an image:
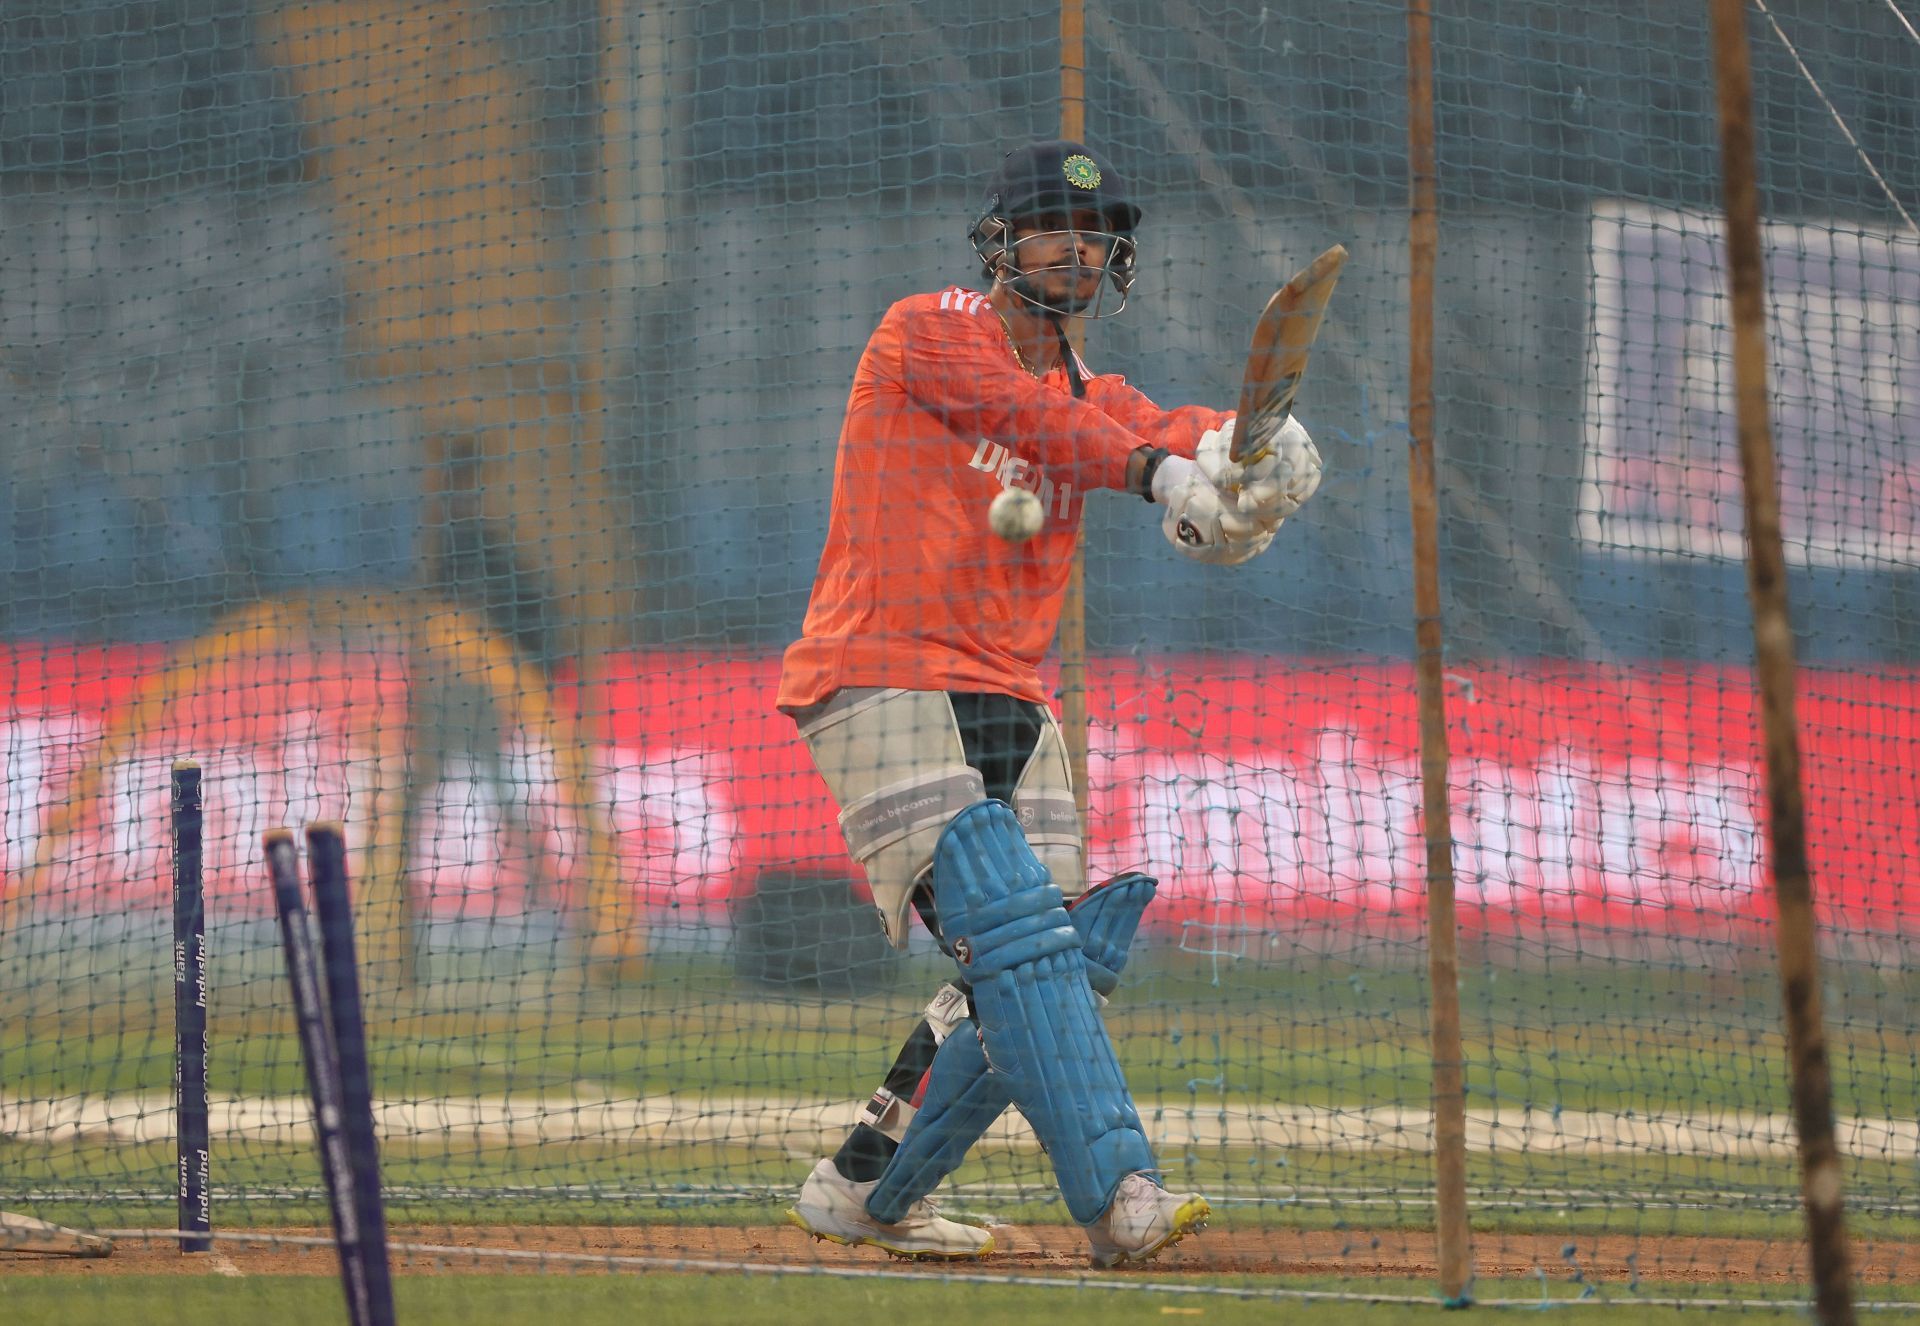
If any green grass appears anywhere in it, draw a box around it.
[7,949,1919,1246]
[9,1138,1920,1245]
[2,1273,1908,1326]
[11,950,1917,1112]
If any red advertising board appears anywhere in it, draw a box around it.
[2,648,1914,934]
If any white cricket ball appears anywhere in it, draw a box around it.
[988,486,1045,543]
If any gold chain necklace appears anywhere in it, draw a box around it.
[994,311,1047,378]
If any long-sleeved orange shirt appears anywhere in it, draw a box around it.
[777,286,1230,709]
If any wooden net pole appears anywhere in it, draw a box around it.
[1406,0,1473,1304]
[1707,2,1855,1320]
[1059,0,1092,838]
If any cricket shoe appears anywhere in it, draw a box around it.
[787,1158,994,1261]
[1085,1173,1211,1268]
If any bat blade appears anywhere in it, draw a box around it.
[1231,243,1349,464]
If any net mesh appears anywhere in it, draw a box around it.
[2,0,1917,1311]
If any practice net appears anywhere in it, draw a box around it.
[2,0,1916,1316]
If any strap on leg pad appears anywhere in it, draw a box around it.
[866,874,1160,1223]
[930,801,1155,1224]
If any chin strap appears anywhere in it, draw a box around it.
[1052,318,1087,399]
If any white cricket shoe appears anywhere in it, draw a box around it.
[787,1158,994,1261]
[1085,1172,1211,1268]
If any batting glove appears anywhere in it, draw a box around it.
[1197,417,1322,523]
[1156,461,1276,566]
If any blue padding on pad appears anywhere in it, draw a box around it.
[1067,871,1157,997]
[961,893,1079,976]
[864,1027,1004,1225]
[864,865,1163,1224]
[931,801,1155,1224]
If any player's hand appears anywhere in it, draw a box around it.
[1159,468,1276,566]
[1198,417,1322,522]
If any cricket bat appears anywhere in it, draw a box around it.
[1231,243,1349,465]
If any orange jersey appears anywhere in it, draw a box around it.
[777,287,1230,709]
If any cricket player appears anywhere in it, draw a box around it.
[776,141,1322,1265]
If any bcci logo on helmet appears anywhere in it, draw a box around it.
[1062,154,1102,190]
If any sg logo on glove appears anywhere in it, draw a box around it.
[1175,518,1205,548]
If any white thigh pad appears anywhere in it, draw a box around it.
[1011,707,1085,900]
[796,689,984,948]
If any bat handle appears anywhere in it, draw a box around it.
[1228,415,1266,469]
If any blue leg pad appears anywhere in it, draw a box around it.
[1066,871,1157,997]
[864,870,1161,1222]
[932,801,1155,1224]
[864,1024,1006,1224]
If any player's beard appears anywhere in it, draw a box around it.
[1010,261,1104,317]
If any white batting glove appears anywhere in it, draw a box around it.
[1197,417,1322,523]
[1154,459,1276,566]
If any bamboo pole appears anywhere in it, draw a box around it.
[1406,0,1473,1304]
[1708,1,1854,1320]
[1059,0,1092,838]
